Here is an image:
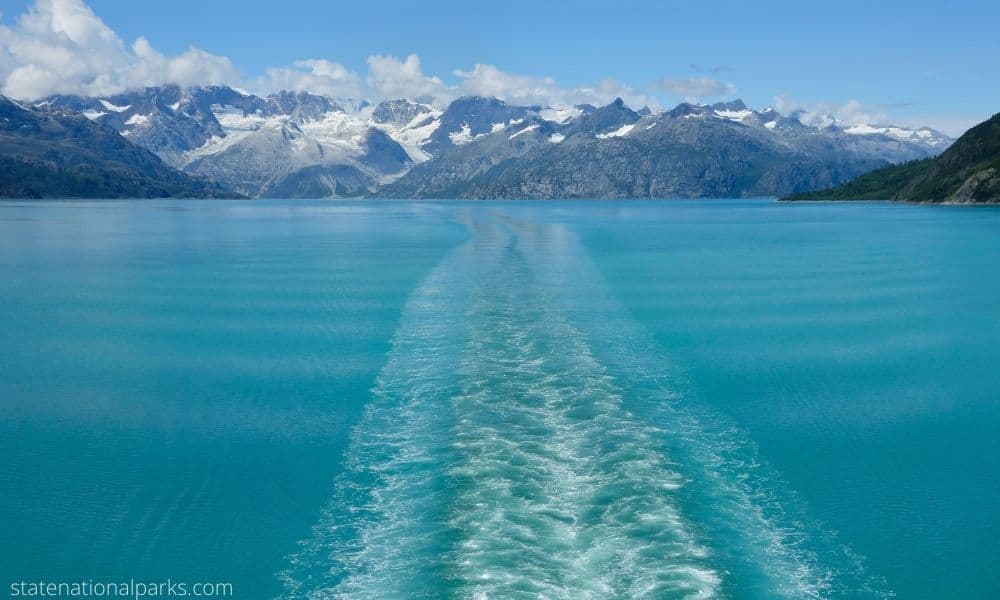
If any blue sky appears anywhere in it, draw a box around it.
[2,0,997,134]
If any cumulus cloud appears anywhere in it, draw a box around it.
[454,64,561,105]
[366,54,446,104]
[0,1,660,111]
[0,0,699,116]
[252,59,364,98]
[657,77,737,100]
[362,57,659,109]
[130,37,240,90]
[0,0,238,99]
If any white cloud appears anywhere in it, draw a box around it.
[657,77,736,100]
[0,0,238,99]
[455,64,658,109]
[366,54,446,104]
[130,37,239,90]
[0,2,658,111]
[454,64,560,105]
[252,59,364,98]
[362,57,658,110]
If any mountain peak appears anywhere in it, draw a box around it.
[667,102,708,118]
[571,96,640,136]
[421,95,532,154]
[712,99,747,112]
[372,98,431,126]
[452,95,506,107]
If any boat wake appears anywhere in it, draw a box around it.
[279,212,890,599]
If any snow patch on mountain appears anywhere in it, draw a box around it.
[298,111,369,158]
[509,123,539,140]
[212,105,267,131]
[715,108,754,122]
[449,123,486,145]
[99,99,130,112]
[372,111,441,163]
[843,124,950,147]
[538,106,582,124]
[184,103,363,167]
[596,123,635,138]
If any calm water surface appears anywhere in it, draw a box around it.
[1,199,997,598]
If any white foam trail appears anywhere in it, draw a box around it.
[508,216,890,599]
[280,217,510,598]
[282,225,475,598]
[280,211,890,599]
[446,244,718,598]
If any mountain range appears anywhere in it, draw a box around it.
[2,85,956,199]
[380,99,950,199]
[0,96,234,199]
[784,112,1000,203]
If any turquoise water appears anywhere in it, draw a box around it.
[1,199,998,598]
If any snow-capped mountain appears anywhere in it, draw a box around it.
[840,123,951,148]
[658,99,951,151]
[379,97,954,199]
[43,86,425,197]
[785,106,952,150]
[39,87,953,198]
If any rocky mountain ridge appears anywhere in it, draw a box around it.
[31,86,955,199]
[0,95,236,199]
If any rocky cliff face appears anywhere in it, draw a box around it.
[0,96,234,199]
[372,99,431,127]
